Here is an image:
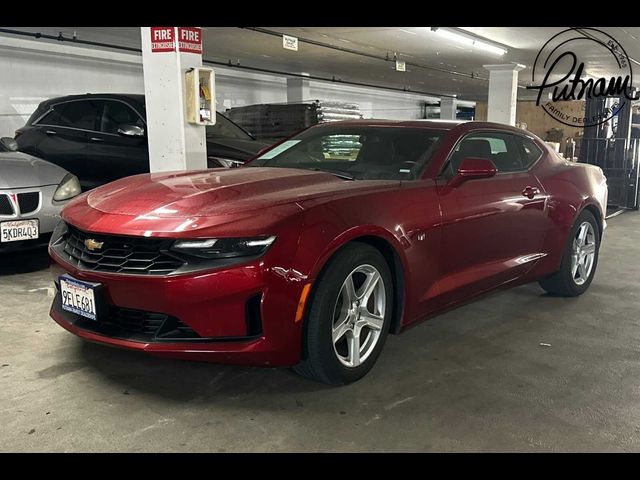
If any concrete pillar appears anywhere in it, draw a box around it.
[440,97,457,120]
[287,74,310,103]
[483,63,526,126]
[140,27,207,173]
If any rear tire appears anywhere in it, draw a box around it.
[539,209,600,297]
[293,243,393,385]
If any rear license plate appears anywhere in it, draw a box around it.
[59,275,100,321]
[0,219,39,242]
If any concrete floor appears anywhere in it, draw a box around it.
[1,213,640,452]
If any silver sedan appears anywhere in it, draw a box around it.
[0,137,81,253]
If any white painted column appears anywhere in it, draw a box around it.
[140,27,207,172]
[287,74,310,103]
[440,97,457,120]
[483,63,526,126]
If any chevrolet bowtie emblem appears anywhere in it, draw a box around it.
[84,238,104,251]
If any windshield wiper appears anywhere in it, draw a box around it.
[304,167,355,180]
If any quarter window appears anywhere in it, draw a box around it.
[39,100,101,131]
[444,131,540,175]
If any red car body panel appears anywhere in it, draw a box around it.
[49,120,608,366]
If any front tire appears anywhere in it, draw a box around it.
[293,243,393,385]
[539,209,600,297]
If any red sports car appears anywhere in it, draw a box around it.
[48,120,607,384]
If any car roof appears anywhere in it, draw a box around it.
[312,119,538,136]
[39,93,146,108]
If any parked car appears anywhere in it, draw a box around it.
[0,137,81,253]
[15,93,269,190]
[47,120,607,384]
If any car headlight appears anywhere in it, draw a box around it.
[53,174,81,201]
[208,156,244,168]
[171,236,276,259]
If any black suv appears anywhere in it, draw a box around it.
[15,94,269,190]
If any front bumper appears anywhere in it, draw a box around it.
[0,185,63,253]
[49,250,305,367]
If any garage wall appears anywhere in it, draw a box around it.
[0,34,471,137]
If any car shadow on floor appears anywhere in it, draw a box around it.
[76,341,336,399]
[0,248,50,275]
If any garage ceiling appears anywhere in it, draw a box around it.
[5,26,640,101]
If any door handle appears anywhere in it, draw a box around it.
[44,130,57,135]
[89,137,104,142]
[522,186,540,199]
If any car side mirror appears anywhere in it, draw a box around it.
[0,137,18,152]
[448,157,497,187]
[117,124,145,137]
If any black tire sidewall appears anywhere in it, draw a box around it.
[305,243,393,384]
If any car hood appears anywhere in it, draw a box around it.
[0,152,67,189]
[86,167,400,218]
[206,136,270,161]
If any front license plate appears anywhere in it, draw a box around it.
[0,219,39,242]
[59,275,99,321]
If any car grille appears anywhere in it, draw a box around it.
[0,194,13,215]
[17,192,40,214]
[107,306,200,339]
[61,225,186,275]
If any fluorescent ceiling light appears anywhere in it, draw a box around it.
[432,28,507,56]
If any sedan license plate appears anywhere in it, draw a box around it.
[59,275,99,321]
[0,219,39,242]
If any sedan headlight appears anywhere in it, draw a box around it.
[171,236,276,259]
[53,174,81,201]
[208,156,244,168]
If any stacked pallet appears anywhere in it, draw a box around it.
[225,101,363,141]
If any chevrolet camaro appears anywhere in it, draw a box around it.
[48,120,607,384]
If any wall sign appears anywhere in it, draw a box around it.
[283,34,299,51]
[150,27,175,53]
[395,60,406,72]
[150,27,202,54]
[178,27,202,54]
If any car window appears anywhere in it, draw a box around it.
[205,113,252,140]
[519,137,543,168]
[99,100,144,134]
[251,126,444,180]
[444,131,527,176]
[38,100,101,131]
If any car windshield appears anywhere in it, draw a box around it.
[248,125,445,180]
[206,113,253,140]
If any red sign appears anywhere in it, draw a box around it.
[177,27,202,54]
[150,27,175,52]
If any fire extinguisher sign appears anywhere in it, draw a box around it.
[150,27,175,52]
[177,27,202,54]
[150,27,202,54]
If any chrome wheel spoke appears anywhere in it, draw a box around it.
[359,271,380,304]
[343,276,357,304]
[583,243,596,255]
[333,320,351,343]
[347,330,361,367]
[578,261,587,280]
[360,311,384,331]
[577,224,588,246]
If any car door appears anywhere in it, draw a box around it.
[28,100,99,183]
[85,100,149,186]
[435,130,548,304]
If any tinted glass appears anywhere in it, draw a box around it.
[100,100,144,134]
[519,137,543,168]
[446,131,527,175]
[205,113,252,140]
[40,101,100,131]
[250,126,444,180]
